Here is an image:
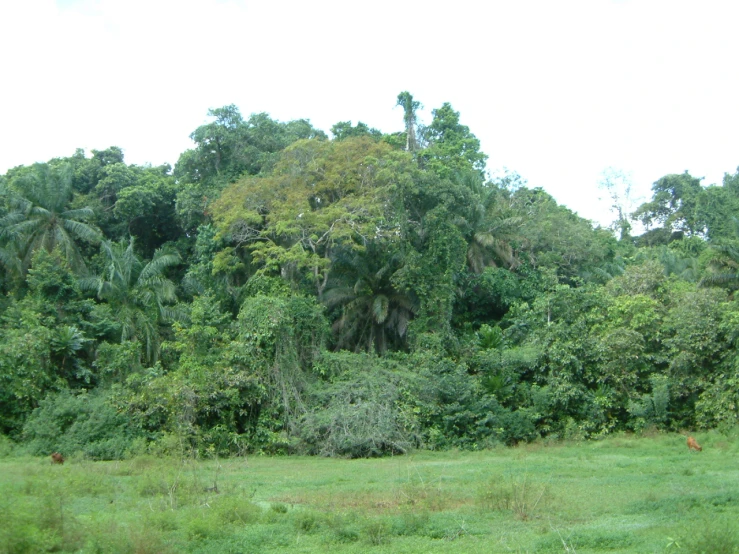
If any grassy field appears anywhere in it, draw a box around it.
[1,431,738,553]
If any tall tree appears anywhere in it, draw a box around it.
[598,168,638,240]
[396,92,421,153]
[419,102,487,179]
[211,136,412,298]
[80,238,181,364]
[324,244,418,354]
[693,168,739,242]
[330,121,382,141]
[174,106,326,232]
[700,217,739,290]
[459,174,523,273]
[1,163,101,274]
[632,172,705,235]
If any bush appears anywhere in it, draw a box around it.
[298,352,419,457]
[21,389,142,460]
[412,352,538,448]
[695,370,739,431]
[628,374,671,431]
[0,434,14,458]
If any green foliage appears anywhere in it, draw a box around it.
[236,294,326,375]
[3,97,739,457]
[80,237,182,364]
[234,295,327,437]
[461,176,524,273]
[182,223,244,311]
[331,121,382,141]
[696,369,739,431]
[299,352,419,457]
[324,243,417,354]
[25,248,80,304]
[419,102,487,178]
[477,324,502,350]
[628,374,671,430]
[0,303,56,435]
[22,389,140,459]
[174,106,326,231]
[1,162,102,274]
[396,91,421,153]
[242,273,291,298]
[514,187,619,280]
[111,164,179,257]
[605,259,667,299]
[701,217,739,290]
[699,169,739,241]
[211,136,408,297]
[633,171,705,234]
[93,341,143,384]
[454,264,544,327]
[397,207,467,346]
[662,286,729,426]
[410,351,537,447]
[0,434,15,458]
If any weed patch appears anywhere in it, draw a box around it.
[683,517,739,554]
[537,528,636,552]
[477,473,549,520]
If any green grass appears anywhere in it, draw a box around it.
[1,431,738,553]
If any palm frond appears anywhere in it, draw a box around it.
[62,219,102,243]
[61,207,95,220]
[139,252,181,282]
[0,246,21,276]
[372,295,389,324]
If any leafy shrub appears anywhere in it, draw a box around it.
[695,370,739,431]
[412,352,537,447]
[213,496,261,525]
[93,341,142,384]
[298,352,419,457]
[293,510,323,533]
[0,434,14,458]
[21,389,141,460]
[628,374,671,431]
[362,518,390,545]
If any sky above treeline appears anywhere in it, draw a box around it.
[2,0,738,227]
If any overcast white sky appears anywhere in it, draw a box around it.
[1,0,738,227]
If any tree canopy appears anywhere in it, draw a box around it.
[2,96,739,458]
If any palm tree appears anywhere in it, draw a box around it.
[701,217,739,288]
[658,246,700,282]
[460,175,522,273]
[324,244,418,355]
[80,238,182,364]
[0,163,101,274]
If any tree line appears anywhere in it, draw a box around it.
[1,93,738,459]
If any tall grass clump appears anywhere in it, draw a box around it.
[683,517,739,554]
[477,473,549,520]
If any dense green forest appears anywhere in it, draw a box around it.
[1,93,738,460]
